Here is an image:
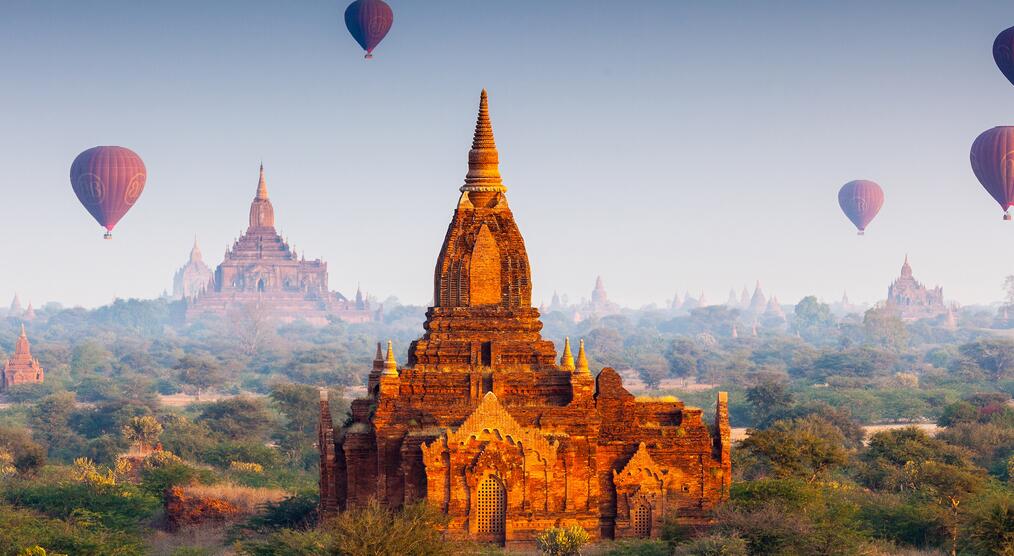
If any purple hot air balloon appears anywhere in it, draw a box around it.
[344,0,393,59]
[970,126,1014,220]
[838,180,884,235]
[994,26,1014,87]
[70,146,147,239]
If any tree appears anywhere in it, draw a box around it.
[174,353,223,399]
[121,416,162,453]
[958,339,1014,382]
[635,353,669,390]
[961,490,1014,556]
[745,380,793,427]
[664,338,700,387]
[229,302,277,357]
[863,306,908,351]
[585,328,625,369]
[793,296,835,342]
[739,416,850,482]
[913,460,985,556]
[938,401,979,427]
[27,392,85,460]
[0,425,46,474]
[197,397,274,442]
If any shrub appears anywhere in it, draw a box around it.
[1,479,159,533]
[0,502,143,556]
[672,534,748,556]
[601,540,668,556]
[535,525,590,556]
[329,500,451,556]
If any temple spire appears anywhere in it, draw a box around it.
[256,163,269,200]
[249,163,275,229]
[460,89,506,197]
[575,339,590,374]
[382,340,398,377]
[560,337,575,371]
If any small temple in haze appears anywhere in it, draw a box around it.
[886,255,946,321]
[2,325,44,390]
[318,90,730,548]
[184,165,374,325]
[173,238,214,301]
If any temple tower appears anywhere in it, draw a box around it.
[2,325,44,389]
[411,89,557,370]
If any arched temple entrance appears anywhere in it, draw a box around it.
[476,475,506,543]
[633,504,652,538]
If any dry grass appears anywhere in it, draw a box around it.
[146,523,235,556]
[179,483,289,514]
[158,392,230,407]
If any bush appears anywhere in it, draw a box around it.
[960,490,1014,556]
[601,540,668,556]
[2,479,159,531]
[0,502,144,556]
[672,534,748,556]
[535,525,590,555]
[140,462,212,497]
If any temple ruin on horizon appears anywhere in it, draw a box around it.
[318,90,731,548]
[886,255,946,321]
[172,238,213,301]
[184,165,374,325]
[2,324,44,390]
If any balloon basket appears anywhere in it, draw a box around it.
[1005,213,1012,221]
[857,230,864,236]
[364,53,373,59]
[103,232,112,240]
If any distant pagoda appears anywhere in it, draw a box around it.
[173,237,213,301]
[886,255,945,321]
[185,165,374,325]
[2,325,44,389]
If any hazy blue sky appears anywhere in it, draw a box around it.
[4,1,1014,309]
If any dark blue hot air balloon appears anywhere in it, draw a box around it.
[344,0,393,59]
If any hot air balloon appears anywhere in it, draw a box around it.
[69,146,147,239]
[970,126,1014,220]
[994,26,1014,87]
[344,0,393,59]
[838,180,884,235]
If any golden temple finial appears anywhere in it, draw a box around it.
[560,337,575,371]
[382,340,398,376]
[576,339,590,374]
[256,163,269,200]
[461,89,506,195]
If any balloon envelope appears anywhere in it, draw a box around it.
[994,26,1014,87]
[70,146,147,237]
[970,126,1014,220]
[344,0,393,58]
[838,180,884,234]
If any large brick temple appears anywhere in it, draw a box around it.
[2,325,44,390]
[886,255,946,321]
[184,165,374,325]
[318,90,731,548]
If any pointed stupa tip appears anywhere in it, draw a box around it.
[576,339,590,374]
[560,337,576,371]
[374,341,383,362]
[256,163,269,200]
[461,89,505,194]
[383,340,398,376]
[20,322,26,337]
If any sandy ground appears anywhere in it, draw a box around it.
[731,422,940,443]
